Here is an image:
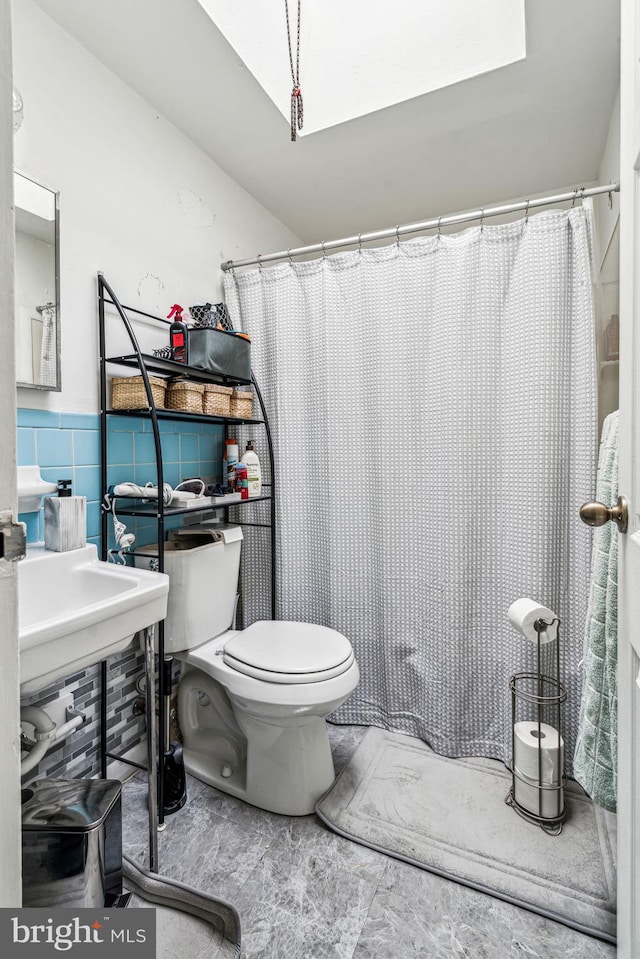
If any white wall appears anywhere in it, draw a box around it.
[593,88,621,434]
[594,88,621,270]
[12,0,301,413]
[0,0,24,909]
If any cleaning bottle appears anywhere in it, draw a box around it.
[244,440,262,498]
[167,304,189,364]
[236,461,248,500]
[223,438,238,491]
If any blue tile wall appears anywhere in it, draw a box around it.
[17,407,225,783]
[17,409,225,546]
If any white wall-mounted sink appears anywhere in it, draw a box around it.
[19,544,169,697]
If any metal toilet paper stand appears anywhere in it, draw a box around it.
[505,616,567,835]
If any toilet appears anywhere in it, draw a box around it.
[155,523,359,816]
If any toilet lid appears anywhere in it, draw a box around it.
[223,621,354,684]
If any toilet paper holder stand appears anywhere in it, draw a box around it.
[505,616,567,835]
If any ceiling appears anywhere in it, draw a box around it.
[32,0,620,247]
[196,0,527,135]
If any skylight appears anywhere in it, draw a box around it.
[196,0,526,135]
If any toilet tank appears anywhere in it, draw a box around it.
[133,524,242,654]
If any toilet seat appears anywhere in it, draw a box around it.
[222,620,354,684]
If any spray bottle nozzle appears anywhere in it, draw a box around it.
[167,304,184,320]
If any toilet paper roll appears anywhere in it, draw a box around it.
[507,598,558,645]
[514,768,564,819]
[513,720,563,784]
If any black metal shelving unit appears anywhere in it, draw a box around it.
[97,273,275,867]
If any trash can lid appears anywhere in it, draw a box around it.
[21,779,121,833]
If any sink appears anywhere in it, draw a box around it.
[18,544,169,696]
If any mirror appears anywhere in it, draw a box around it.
[14,171,60,391]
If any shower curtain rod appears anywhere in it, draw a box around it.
[220,182,620,272]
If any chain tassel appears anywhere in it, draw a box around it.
[291,86,303,142]
[285,0,303,142]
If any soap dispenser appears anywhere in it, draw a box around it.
[44,480,87,552]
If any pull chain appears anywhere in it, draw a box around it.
[285,0,303,141]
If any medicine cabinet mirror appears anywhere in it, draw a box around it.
[14,170,60,391]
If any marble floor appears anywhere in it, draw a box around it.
[121,724,617,959]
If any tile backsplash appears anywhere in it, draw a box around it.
[17,406,225,783]
[18,408,225,545]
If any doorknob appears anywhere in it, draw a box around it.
[579,495,628,534]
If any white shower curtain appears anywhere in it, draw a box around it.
[39,304,57,387]
[224,208,597,770]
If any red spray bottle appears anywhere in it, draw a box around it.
[167,304,189,364]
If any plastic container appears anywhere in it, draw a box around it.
[223,438,238,490]
[236,462,248,499]
[244,441,262,498]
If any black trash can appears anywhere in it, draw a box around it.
[22,779,124,908]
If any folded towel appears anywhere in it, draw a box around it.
[573,410,618,811]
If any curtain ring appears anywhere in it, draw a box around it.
[437,217,442,237]
[287,249,293,264]
[571,187,578,208]
[580,187,586,204]
[395,226,401,248]
[525,199,530,223]
[321,240,327,259]
[608,188,614,210]
[479,209,485,232]
[257,254,263,271]
[358,233,363,253]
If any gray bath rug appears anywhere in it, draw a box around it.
[316,727,616,944]
[123,855,241,958]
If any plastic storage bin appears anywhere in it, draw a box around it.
[133,524,243,654]
[21,779,124,908]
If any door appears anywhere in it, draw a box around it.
[617,1,640,954]
[0,0,24,906]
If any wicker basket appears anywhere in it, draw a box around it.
[166,379,205,413]
[112,374,167,410]
[203,383,233,416]
[229,389,254,419]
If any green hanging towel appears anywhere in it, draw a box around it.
[573,410,619,812]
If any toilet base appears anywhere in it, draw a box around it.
[177,649,358,817]
[183,711,336,816]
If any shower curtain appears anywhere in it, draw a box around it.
[39,304,57,387]
[224,208,597,770]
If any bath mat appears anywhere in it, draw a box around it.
[316,727,616,944]
[123,855,241,958]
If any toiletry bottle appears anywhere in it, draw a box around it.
[44,479,87,552]
[167,304,189,364]
[223,438,238,491]
[244,440,262,498]
[236,462,248,499]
